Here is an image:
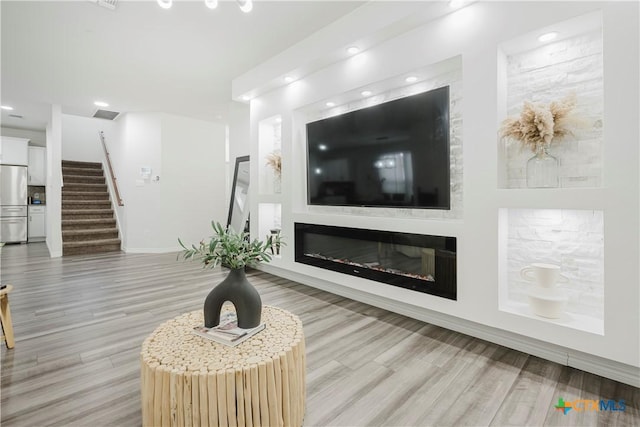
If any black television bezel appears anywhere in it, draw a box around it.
[305,86,451,210]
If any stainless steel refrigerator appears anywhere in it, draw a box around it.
[0,165,28,243]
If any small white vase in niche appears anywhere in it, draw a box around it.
[520,263,568,319]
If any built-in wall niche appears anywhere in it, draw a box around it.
[258,203,282,259]
[258,115,282,195]
[497,11,603,189]
[498,208,604,335]
[298,55,463,220]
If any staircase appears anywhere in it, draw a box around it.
[61,160,121,256]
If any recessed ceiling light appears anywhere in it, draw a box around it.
[204,0,218,9]
[361,90,372,97]
[94,101,109,107]
[538,32,558,42]
[325,102,336,107]
[405,76,418,83]
[238,0,252,13]
[157,0,172,9]
[284,76,294,83]
[1,105,14,111]
[318,144,328,151]
[346,46,360,55]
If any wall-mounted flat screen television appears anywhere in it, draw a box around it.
[306,85,450,209]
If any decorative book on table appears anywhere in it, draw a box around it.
[193,311,265,347]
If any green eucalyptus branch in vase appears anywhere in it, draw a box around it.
[178,221,285,328]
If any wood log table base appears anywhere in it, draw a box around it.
[140,306,305,427]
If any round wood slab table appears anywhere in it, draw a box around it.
[140,306,305,427]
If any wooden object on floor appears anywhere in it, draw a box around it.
[0,284,15,349]
[140,305,306,427]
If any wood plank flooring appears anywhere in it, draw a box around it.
[1,243,638,426]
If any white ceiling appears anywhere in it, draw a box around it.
[0,0,365,131]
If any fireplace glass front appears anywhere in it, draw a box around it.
[295,223,456,300]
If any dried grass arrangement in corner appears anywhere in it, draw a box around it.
[500,93,581,152]
[266,150,282,177]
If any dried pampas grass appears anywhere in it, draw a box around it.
[500,93,580,152]
[266,150,282,177]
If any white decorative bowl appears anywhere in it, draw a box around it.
[528,289,568,319]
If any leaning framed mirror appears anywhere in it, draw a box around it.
[227,155,250,234]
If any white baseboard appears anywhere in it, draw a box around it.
[46,242,62,258]
[124,247,180,254]
[258,264,640,388]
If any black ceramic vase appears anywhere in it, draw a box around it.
[203,267,262,328]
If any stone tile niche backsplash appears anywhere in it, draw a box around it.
[503,28,603,188]
[505,208,604,320]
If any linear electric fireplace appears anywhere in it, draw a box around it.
[295,223,456,300]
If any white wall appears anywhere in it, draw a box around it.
[116,113,163,251]
[103,112,225,253]
[45,105,63,258]
[111,113,129,248]
[228,101,251,217]
[160,114,226,249]
[61,114,118,162]
[228,101,250,164]
[237,1,639,384]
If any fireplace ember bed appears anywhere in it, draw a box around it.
[295,223,456,300]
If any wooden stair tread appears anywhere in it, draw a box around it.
[63,238,121,248]
[62,193,110,200]
[62,167,103,175]
[63,209,114,214]
[62,201,111,206]
[61,160,102,168]
[62,183,107,187]
[62,191,108,195]
[62,159,120,256]
[62,228,118,235]
[62,218,115,223]
[63,177,105,183]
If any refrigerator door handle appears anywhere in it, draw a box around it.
[1,206,28,216]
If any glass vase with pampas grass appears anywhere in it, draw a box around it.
[265,150,282,193]
[500,93,580,188]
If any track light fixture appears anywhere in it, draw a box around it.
[157,0,252,13]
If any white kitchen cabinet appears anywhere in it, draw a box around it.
[28,146,46,185]
[0,137,29,166]
[28,205,46,242]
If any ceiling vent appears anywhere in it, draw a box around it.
[93,109,120,120]
[96,0,117,10]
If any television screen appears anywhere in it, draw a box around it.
[306,86,450,209]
